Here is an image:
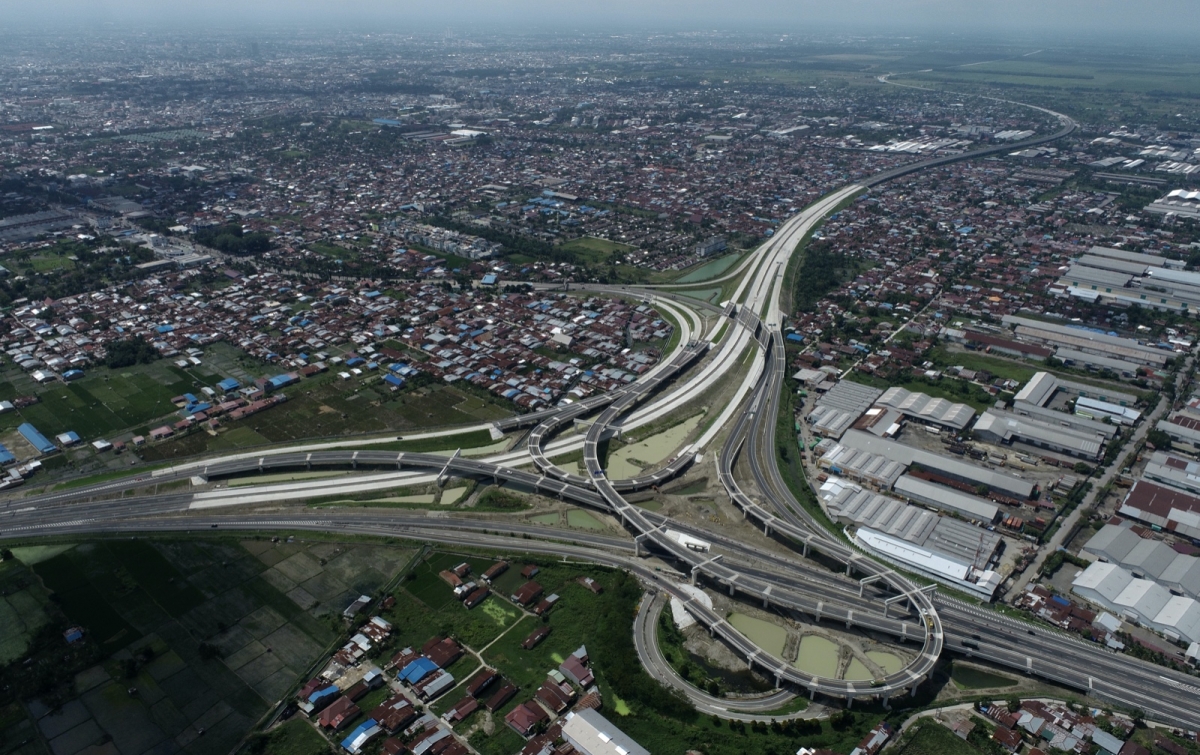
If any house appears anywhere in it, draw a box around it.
[521,564,540,578]
[319,697,361,731]
[522,626,551,649]
[467,670,498,698]
[505,701,549,737]
[343,594,371,618]
[577,577,603,594]
[849,721,895,755]
[485,682,517,712]
[559,646,594,688]
[442,697,478,723]
[370,695,417,733]
[511,581,544,606]
[993,726,1023,753]
[423,637,463,668]
[482,561,509,583]
[535,675,575,713]
[533,594,560,616]
[464,586,491,609]
[341,720,382,754]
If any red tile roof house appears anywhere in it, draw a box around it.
[993,726,1023,753]
[505,701,549,737]
[511,581,544,606]
[318,696,360,731]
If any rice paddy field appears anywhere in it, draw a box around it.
[0,538,415,755]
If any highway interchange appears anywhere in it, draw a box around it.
[4,98,1200,729]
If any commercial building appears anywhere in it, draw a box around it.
[1074,396,1140,425]
[873,387,976,432]
[892,474,1000,524]
[973,410,1104,461]
[1053,347,1140,378]
[1001,315,1169,370]
[1157,412,1200,451]
[1009,400,1118,439]
[817,443,906,489]
[839,429,1035,500]
[1082,522,1200,599]
[820,478,1003,598]
[808,381,884,439]
[1118,480,1200,541]
[560,708,650,755]
[1072,562,1200,643]
[852,528,1003,600]
[1014,371,1058,407]
[1145,188,1200,221]
[17,423,57,455]
[1143,451,1200,496]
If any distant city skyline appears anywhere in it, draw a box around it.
[1,0,1199,40]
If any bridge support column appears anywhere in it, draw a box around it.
[728,582,735,597]
[846,610,854,629]
[910,681,922,698]
[802,542,809,557]
[809,686,816,701]
[845,695,854,710]
[882,694,891,710]
[845,562,852,576]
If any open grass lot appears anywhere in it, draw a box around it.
[4,538,415,755]
[903,55,1200,97]
[928,345,1038,385]
[895,719,989,755]
[140,377,508,462]
[557,236,637,263]
[848,373,1000,414]
[250,718,330,755]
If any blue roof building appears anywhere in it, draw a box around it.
[18,424,56,455]
[481,273,498,286]
[341,721,381,754]
[0,444,15,466]
[308,685,339,705]
[217,378,241,392]
[383,374,405,388]
[62,369,85,381]
[398,657,438,684]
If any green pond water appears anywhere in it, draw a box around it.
[867,651,902,675]
[727,613,787,657]
[607,414,703,479]
[567,510,606,530]
[674,253,743,283]
[529,513,561,525]
[794,635,839,678]
[843,658,873,681]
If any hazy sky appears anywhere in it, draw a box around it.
[2,0,1198,38]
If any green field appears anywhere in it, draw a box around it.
[673,252,744,283]
[558,236,637,262]
[902,55,1200,97]
[897,720,989,755]
[0,558,53,663]
[1,538,415,755]
[929,345,1038,385]
[139,380,509,462]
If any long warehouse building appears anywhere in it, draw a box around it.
[839,429,1036,500]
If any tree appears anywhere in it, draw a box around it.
[105,336,159,369]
